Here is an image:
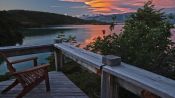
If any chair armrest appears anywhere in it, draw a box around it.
[12,64,49,76]
[10,57,38,64]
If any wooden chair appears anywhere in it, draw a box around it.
[0,52,50,98]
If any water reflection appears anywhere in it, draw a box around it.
[22,25,123,47]
[81,25,123,47]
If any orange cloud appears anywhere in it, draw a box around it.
[60,0,175,14]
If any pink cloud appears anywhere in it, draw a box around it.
[153,0,175,8]
[59,0,175,14]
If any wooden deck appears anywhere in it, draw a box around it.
[0,71,89,98]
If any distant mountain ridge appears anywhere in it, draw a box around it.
[80,13,133,23]
[0,10,104,28]
[81,10,175,24]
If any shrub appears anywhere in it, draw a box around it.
[86,1,175,79]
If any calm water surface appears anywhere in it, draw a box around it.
[22,25,123,46]
[0,25,175,75]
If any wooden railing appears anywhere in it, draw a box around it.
[54,43,104,74]
[54,43,175,98]
[0,43,175,98]
[0,44,53,57]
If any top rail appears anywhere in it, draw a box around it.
[54,43,104,73]
[0,44,53,57]
[103,63,175,98]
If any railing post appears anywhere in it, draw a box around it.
[101,55,121,98]
[101,71,110,98]
[54,49,63,71]
[33,58,37,67]
[54,38,64,71]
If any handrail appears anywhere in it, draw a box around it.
[102,63,175,98]
[54,43,104,73]
[54,43,175,98]
[0,44,53,57]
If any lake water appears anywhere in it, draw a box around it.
[22,25,123,46]
[0,25,123,75]
[0,25,175,75]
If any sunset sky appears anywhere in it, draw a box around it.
[0,0,175,16]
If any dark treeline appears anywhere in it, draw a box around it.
[1,10,104,28]
[0,11,23,46]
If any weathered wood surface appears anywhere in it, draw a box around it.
[103,62,175,98]
[54,47,64,71]
[0,71,89,98]
[0,44,53,57]
[54,43,104,73]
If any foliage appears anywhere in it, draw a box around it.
[168,13,175,19]
[60,59,140,98]
[0,11,24,46]
[57,32,77,43]
[47,54,57,71]
[109,16,116,32]
[86,33,119,55]
[0,73,10,82]
[119,1,173,67]
[62,61,101,98]
[167,13,175,24]
[86,1,175,78]
[66,35,76,42]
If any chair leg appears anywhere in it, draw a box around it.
[1,79,19,94]
[45,73,50,92]
[16,88,31,98]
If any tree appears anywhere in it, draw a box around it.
[0,11,23,46]
[87,1,174,74]
[119,1,173,68]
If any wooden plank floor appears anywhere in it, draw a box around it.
[0,71,89,98]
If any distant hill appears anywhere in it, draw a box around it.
[81,12,175,24]
[0,10,104,28]
[80,13,133,23]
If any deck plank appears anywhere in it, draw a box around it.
[0,71,89,98]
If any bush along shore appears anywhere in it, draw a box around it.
[86,1,175,80]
